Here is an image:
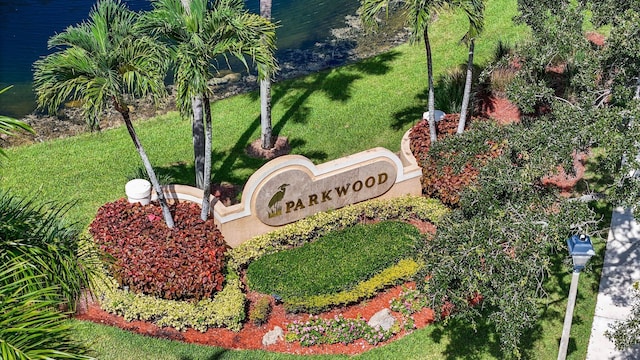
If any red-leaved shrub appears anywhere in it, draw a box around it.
[90,199,228,301]
[410,115,502,207]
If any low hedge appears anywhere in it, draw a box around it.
[284,258,423,314]
[95,272,245,332]
[228,196,449,271]
[246,221,421,300]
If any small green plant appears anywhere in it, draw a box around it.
[389,286,428,331]
[434,69,466,114]
[249,296,272,326]
[389,287,427,317]
[285,314,395,346]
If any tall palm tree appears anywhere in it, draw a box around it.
[33,0,175,228]
[360,0,448,143]
[456,0,484,134]
[142,0,277,220]
[259,0,275,149]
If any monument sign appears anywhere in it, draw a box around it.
[154,130,423,247]
[254,158,397,226]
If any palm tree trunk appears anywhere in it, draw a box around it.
[424,25,437,143]
[458,38,475,134]
[260,74,273,149]
[192,95,206,189]
[179,0,206,189]
[115,99,175,228]
[259,0,274,150]
[200,95,212,220]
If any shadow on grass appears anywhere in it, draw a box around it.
[209,51,400,185]
[390,63,483,131]
[428,317,503,359]
[178,351,227,360]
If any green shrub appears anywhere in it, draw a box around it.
[434,69,466,114]
[228,196,448,271]
[249,296,272,326]
[95,272,245,332]
[246,221,421,300]
[284,259,423,314]
[411,120,506,206]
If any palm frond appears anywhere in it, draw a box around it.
[0,262,94,360]
[33,0,168,130]
[359,0,393,30]
[0,86,34,160]
[0,190,100,311]
[144,0,278,118]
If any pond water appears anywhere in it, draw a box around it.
[0,0,359,117]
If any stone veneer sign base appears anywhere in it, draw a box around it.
[152,129,422,247]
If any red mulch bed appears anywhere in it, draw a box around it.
[76,218,437,355]
[76,282,434,355]
[479,96,521,125]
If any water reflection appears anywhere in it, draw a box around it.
[0,0,359,117]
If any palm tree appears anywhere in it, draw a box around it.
[259,0,275,149]
[0,191,99,310]
[456,0,484,134]
[142,0,277,220]
[360,0,448,143]
[0,191,98,359]
[0,263,94,360]
[33,0,175,228]
[1,86,34,161]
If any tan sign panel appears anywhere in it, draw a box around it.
[254,157,397,226]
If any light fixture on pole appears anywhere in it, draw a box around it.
[558,234,596,360]
[567,234,596,271]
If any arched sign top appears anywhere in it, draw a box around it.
[253,156,398,226]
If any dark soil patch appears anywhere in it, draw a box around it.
[211,183,242,206]
[245,136,291,160]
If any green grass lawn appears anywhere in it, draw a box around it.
[246,221,420,299]
[1,0,605,358]
[0,0,528,228]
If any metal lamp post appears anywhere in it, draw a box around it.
[558,234,596,360]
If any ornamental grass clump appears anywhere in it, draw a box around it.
[90,199,227,301]
[285,315,394,346]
